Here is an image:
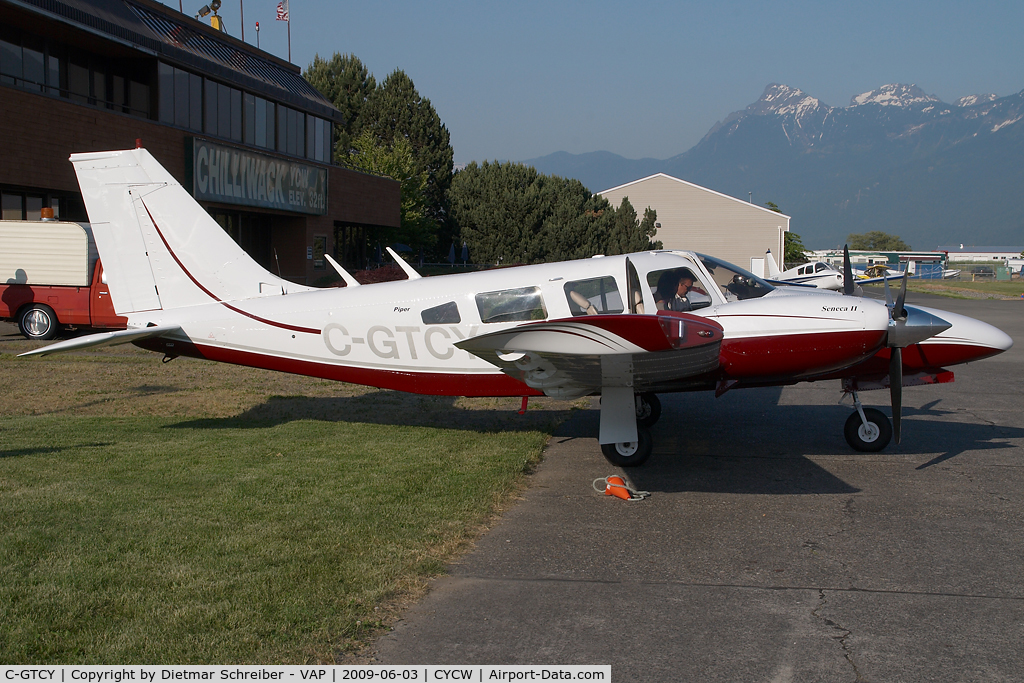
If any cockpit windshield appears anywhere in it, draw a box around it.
[695,253,775,301]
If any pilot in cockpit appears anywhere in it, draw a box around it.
[655,269,709,312]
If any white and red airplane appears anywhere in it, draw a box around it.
[22,148,1013,466]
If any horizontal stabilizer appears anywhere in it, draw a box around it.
[18,325,182,358]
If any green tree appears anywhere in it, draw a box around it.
[449,162,660,264]
[847,231,911,250]
[360,70,454,242]
[762,201,807,265]
[784,231,810,265]
[303,53,375,161]
[348,131,435,251]
[604,200,661,254]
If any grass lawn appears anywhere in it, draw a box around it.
[0,335,580,663]
[903,280,1024,299]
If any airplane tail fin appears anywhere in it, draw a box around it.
[70,148,312,316]
[765,249,782,278]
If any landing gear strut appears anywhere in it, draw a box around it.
[844,391,892,452]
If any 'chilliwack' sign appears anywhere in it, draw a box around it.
[188,138,327,215]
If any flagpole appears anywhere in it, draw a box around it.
[287,16,291,62]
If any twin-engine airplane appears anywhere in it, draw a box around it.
[22,148,1012,466]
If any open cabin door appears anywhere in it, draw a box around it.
[625,258,645,314]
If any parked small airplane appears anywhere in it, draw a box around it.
[21,148,1013,466]
[765,250,905,290]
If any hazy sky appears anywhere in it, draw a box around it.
[160,0,1024,166]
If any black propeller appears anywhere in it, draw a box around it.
[842,245,855,296]
[884,272,909,443]
[845,246,951,446]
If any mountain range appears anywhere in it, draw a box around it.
[522,83,1024,250]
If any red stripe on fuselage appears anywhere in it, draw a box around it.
[139,199,321,336]
[135,337,543,397]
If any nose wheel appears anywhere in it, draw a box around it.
[844,407,892,452]
[601,426,653,467]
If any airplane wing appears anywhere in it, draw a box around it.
[764,279,817,288]
[18,324,182,357]
[855,273,906,285]
[454,312,724,399]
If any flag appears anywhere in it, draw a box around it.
[276,0,289,21]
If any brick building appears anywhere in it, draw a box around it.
[0,0,399,284]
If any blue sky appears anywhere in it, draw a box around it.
[160,0,1024,166]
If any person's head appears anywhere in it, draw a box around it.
[677,276,693,295]
[656,270,681,300]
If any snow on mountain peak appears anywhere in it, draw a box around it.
[751,83,826,117]
[850,84,940,108]
[955,94,998,107]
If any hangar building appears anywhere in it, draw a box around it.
[599,174,791,276]
[0,0,399,284]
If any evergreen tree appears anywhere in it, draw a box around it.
[348,131,435,251]
[303,53,375,161]
[449,162,661,264]
[602,199,661,255]
[784,231,810,265]
[360,70,454,239]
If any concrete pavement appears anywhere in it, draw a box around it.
[370,293,1024,681]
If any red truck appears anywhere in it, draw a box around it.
[1,217,126,340]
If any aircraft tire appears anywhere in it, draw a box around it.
[18,304,59,341]
[844,408,892,452]
[636,393,662,427]
[601,426,653,467]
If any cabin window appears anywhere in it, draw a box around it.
[815,262,828,272]
[421,301,461,324]
[564,276,623,316]
[475,287,547,324]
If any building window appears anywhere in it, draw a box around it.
[159,62,203,131]
[1,193,22,220]
[2,26,152,118]
[1,192,44,220]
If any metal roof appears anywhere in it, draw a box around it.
[6,0,342,121]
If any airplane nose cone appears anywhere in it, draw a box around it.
[913,304,1013,361]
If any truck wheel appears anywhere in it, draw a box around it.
[18,304,59,340]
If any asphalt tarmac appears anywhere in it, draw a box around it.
[371,292,1024,681]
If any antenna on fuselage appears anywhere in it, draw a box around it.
[386,246,422,280]
[324,254,361,288]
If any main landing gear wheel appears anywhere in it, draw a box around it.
[844,408,893,452]
[601,426,653,467]
[635,393,662,427]
[18,304,59,340]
